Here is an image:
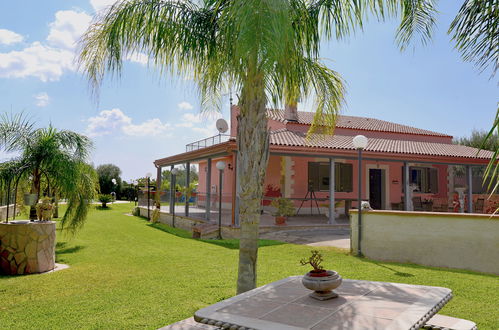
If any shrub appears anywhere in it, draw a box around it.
[132,206,140,216]
[270,198,295,217]
[98,194,113,208]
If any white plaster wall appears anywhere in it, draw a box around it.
[350,210,499,274]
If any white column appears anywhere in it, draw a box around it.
[169,165,174,214]
[404,162,410,211]
[185,162,190,216]
[206,158,212,221]
[329,158,335,224]
[467,165,473,213]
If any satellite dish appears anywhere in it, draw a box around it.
[216,118,229,134]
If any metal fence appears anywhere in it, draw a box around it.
[185,134,231,152]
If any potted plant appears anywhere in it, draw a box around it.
[98,194,112,208]
[151,201,161,223]
[300,250,342,300]
[24,193,38,207]
[35,196,54,221]
[270,197,295,225]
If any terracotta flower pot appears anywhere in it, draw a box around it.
[302,270,342,300]
[274,216,286,225]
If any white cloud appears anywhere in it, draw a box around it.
[175,112,221,136]
[86,108,171,137]
[177,101,194,111]
[126,52,148,65]
[47,10,92,50]
[90,0,119,12]
[0,9,148,82]
[87,108,132,137]
[181,112,203,124]
[0,42,75,82]
[0,10,88,82]
[123,119,171,136]
[34,92,50,107]
[0,29,24,45]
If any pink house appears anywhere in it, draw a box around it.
[154,106,494,227]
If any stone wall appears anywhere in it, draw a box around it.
[0,204,20,221]
[0,221,56,275]
[350,210,499,274]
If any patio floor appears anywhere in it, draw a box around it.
[160,205,350,227]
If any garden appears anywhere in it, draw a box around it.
[0,203,497,329]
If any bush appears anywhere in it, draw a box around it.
[270,198,296,217]
[98,194,113,208]
[132,206,140,216]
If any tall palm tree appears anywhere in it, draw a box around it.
[77,0,446,293]
[0,113,98,233]
[79,0,345,293]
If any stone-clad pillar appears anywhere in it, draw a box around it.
[0,221,56,275]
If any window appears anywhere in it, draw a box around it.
[308,162,353,192]
[408,167,438,193]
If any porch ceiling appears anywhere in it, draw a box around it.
[154,140,236,167]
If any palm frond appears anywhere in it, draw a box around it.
[449,0,499,77]
[395,0,437,50]
[78,0,213,96]
[483,105,499,197]
[0,112,34,153]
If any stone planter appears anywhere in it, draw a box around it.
[0,221,56,275]
[302,270,343,300]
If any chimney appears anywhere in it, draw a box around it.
[284,103,298,122]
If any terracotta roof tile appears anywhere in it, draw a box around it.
[269,129,493,159]
[267,109,452,137]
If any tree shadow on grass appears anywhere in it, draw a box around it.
[355,255,498,278]
[94,206,112,211]
[146,221,285,250]
[55,242,85,263]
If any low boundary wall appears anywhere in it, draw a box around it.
[0,204,20,221]
[138,207,348,239]
[350,210,499,274]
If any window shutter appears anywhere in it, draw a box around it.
[429,168,438,193]
[308,162,319,192]
[341,163,353,192]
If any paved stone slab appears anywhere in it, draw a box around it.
[260,229,351,249]
[159,317,218,330]
[194,277,452,330]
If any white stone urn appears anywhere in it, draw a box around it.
[455,187,466,213]
[302,270,343,300]
[24,193,38,206]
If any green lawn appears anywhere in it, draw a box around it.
[1,203,497,329]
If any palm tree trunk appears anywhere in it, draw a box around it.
[236,79,270,294]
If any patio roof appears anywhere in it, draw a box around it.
[270,129,493,160]
[155,128,492,167]
[267,109,452,138]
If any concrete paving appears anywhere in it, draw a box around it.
[260,228,351,249]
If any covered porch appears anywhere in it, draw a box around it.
[149,131,494,231]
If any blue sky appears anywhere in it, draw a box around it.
[0,1,497,180]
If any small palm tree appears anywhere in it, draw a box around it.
[0,113,98,233]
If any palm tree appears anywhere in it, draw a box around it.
[78,0,344,293]
[0,113,98,233]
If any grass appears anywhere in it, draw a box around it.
[1,203,497,329]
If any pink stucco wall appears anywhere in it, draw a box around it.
[197,155,235,203]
